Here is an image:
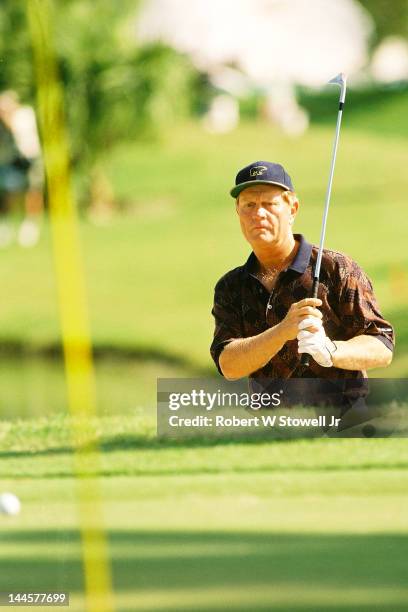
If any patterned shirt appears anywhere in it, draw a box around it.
[210,234,394,380]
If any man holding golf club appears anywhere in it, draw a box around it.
[211,74,394,383]
[210,160,394,381]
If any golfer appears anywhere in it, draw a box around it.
[210,161,394,381]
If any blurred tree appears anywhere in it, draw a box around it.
[0,1,34,100]
[58,1,197,213]
[0,0,198,212]
[358,0,408,46]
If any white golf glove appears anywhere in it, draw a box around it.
[297,317,336,368]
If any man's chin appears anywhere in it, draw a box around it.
[251,232,276,244]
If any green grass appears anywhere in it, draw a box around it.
[1,414,408,611]
[298,83,408,139]
[2,480,408,612]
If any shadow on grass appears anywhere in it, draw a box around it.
[1,530,408,611]
[0,433,312,459]
[1,430,407,468]
[0,338,213,375]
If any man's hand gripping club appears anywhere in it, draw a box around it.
[289,298,336,367]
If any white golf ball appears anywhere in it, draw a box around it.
[0,492,21,516]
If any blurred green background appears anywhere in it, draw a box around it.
[0,1,407,611]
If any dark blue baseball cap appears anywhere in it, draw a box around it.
[230,160,295,198]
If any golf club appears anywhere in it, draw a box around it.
[301,72,347,368]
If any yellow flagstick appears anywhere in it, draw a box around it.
[26,1,114,610]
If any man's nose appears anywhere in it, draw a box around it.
[254,205,267,217]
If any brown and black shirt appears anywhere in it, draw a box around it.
[210,234,394,380]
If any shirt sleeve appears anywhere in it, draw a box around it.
[210,276,243,375]
[336,259,395,352]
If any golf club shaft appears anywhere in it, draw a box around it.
[301,76,346,368]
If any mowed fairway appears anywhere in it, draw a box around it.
[1,413,408,611]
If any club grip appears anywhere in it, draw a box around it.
[300,278,320,368]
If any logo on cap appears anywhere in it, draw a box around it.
[249,165,267,177]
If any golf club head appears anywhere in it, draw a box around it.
[328,73,347,103]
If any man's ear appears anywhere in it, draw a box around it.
[235,198,240,214]
[291,198,299,217]
[283,191,299,217]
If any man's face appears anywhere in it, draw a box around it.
[236,184,298,247]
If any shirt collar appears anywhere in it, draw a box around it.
[243,234,313,276]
